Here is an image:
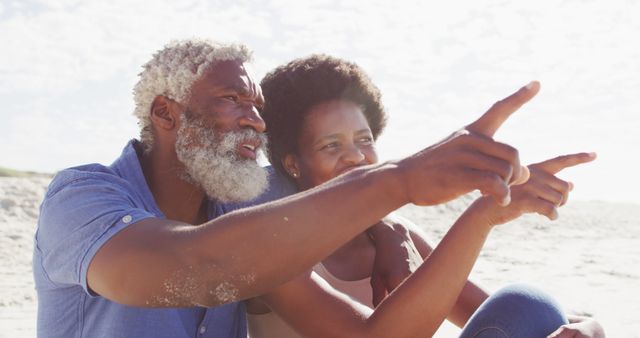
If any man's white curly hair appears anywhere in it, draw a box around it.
[133,39,253,153]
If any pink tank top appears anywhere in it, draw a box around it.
[247,263,373,338]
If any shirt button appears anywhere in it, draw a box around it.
[122,215,132,223]
[199,326,206,334]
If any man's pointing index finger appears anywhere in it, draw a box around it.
[466,81,541,138]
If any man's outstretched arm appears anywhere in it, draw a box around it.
[87,81,540,307]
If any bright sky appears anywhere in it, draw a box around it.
[1,0,638,203]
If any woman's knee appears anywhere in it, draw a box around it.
[459,283,568,338]
[489,283,566,323]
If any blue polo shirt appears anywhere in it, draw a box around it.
[33,139,294,338]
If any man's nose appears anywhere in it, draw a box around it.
[238,105,266,133]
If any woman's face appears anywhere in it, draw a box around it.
[284,99,378,190]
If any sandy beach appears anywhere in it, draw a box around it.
[1,175,638,337]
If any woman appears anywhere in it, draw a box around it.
[245,55,603,337]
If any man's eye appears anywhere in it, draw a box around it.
[222,95,239,102]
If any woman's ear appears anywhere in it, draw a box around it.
[282,154,301,179]
[150,95,180,131]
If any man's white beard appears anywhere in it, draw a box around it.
[175,114,269,203]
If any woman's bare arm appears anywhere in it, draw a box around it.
[261,202,496,338]
[404,220,489,327]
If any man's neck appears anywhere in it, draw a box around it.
[139,145,208,225]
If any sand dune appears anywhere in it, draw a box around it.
[1,176,638,337]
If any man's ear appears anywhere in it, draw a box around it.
[282,154,301,179]
[150,95,180,131]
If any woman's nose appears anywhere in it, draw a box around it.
[342,144,366,164]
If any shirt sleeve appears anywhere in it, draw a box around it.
[35,172,156,295]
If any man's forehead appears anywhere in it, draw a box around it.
[196,60,261,93]
[201,60,254,87]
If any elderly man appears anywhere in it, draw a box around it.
[34,39,533,337]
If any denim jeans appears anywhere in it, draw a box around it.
[458,284,568,338]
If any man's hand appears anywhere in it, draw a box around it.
[396,81,540,207]
[471,152,596,227]
[548,315,606,338]
[367,218,423,307]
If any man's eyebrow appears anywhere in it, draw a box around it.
[213,84,248,94]
[214,85,261,99]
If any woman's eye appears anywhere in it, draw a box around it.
[322,142,339,150]
[359,136,373,145]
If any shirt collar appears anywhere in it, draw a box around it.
[110,139,165,218]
